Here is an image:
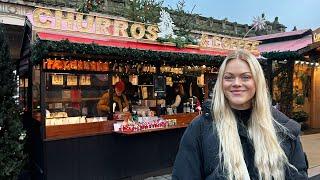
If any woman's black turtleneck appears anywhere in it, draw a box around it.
[232,108,252,126]
[232,108,259,179]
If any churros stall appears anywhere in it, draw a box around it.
[19,7,260,179]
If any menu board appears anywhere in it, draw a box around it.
[154,75,165,92]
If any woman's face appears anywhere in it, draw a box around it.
[222,59,256,110]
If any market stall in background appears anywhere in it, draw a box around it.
[297,27,320,129]
[19,7,260,179]
[250,28,320,130]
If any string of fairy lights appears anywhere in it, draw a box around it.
[295,60,320,67]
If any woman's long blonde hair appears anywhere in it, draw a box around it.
[212,50,290,180]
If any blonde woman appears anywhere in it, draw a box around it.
[172,50,308,179]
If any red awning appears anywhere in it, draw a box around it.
[37,32,232,57]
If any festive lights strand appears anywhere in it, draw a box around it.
[294,60,319,67]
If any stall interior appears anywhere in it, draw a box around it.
[21,53,220,138]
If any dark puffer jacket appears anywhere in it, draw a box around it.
[172,101,308,180]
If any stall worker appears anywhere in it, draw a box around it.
[97,81,129,115]
[170,84,186,113]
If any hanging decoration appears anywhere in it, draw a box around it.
[243,14,267,38]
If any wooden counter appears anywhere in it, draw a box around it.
[45,120,115,141]
[115,112,199,135]
[161,112,199,125]
[45,112,200,140]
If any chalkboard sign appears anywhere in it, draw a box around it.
[154,75,166,92]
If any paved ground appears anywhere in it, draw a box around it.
[301,133,320,168]
[301,133,320,178]
[146,132,320,180]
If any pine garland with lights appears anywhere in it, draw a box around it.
[31,39,225,66]
[0,24,26,180]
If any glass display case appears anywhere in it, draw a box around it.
[44,72,109,126]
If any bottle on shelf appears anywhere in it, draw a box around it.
[183,103,187,113]
[132,111,138,121]
[186,102,190,113]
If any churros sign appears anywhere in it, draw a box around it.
[29,7,158,41]
[28,7,259,52]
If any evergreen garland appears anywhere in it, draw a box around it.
[0,24,26,180]
[262,51,304,61]
[31,39,225,66]
[127,0,163,24]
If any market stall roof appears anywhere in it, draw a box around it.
[255,35,312,53]
[298,41,320,55]
[249,29,312,42]
[248,29,313,53]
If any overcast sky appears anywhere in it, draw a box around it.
[162,0,320,31]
